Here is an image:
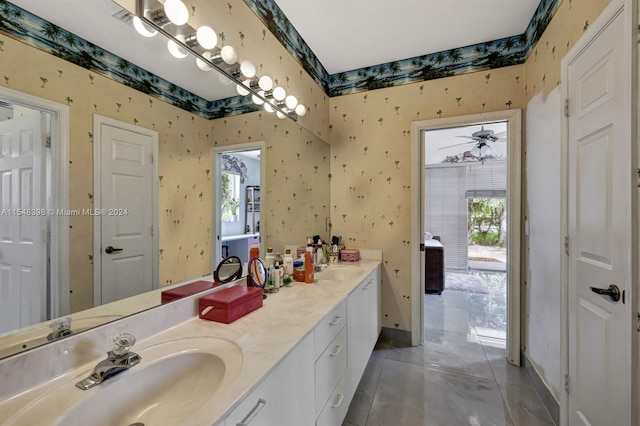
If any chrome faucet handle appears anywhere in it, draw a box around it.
[112,333,136,356]
[47,318,72,341]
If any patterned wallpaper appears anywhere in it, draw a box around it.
[329,66,524,331]
[0,31,329,314]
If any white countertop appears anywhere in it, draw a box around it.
[0,259,381,425]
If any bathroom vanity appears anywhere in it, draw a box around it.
[0,253,382,426]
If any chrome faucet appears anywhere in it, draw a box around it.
[75,333,141,390]
[47,318,72,341]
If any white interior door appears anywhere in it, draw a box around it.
[566,4,634,425]
[0,113,46,333]
[96,118,156,305]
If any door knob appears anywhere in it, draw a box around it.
[589,284,621,302]
[105,246,123,254]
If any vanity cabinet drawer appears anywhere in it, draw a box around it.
[314,327,347,417]
[314,300,346,359]
[316,373,350,426]
[224,332,314,426]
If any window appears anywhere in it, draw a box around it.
[221,172,240,222]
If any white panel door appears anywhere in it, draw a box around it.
[0,114,45,334]
[567,5,633,425]
[98,123,154,305]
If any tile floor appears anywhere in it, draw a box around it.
[343,281,555,426]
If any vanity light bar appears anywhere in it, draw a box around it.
[134,0,304,121]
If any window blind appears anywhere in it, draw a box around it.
[425,165,468,271]
[466,160,507,198]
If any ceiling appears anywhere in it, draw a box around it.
[9,0,542,101]
[274,0,542,74]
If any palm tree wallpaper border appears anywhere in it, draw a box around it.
[1,0,561,116]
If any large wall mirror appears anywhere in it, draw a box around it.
[0,0,330,359]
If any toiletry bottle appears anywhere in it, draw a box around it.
[316,240,324,265]
[249,244,260,260]
[265,247,275,269]
[273,264,281,289]
[304,250,314,283]
[283,249,294,277]
[293,260,304,282]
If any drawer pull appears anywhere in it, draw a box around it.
[237,398,268,426]
[329,345,343,357]
[329,316,343,326]
[331,393,345,408]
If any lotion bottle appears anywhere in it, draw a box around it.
[304,250,314,283]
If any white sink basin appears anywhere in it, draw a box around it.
[316,265,364,282]
[6,337,243,426]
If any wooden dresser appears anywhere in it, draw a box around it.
[424,239,445,294]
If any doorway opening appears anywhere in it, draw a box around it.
[411,110,521,364]
[424,121,508,348]
[0,87,69,334]
[212,142,265,266]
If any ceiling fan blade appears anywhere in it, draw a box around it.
[493,131,507,138]
[455,135,478,140]
[439,141,475,150]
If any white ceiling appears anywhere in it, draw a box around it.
[274,0,541,74]
[10,0,237,102]
[424,121,508,164]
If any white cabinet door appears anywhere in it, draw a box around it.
[224,332,315,426]
[345,268,380,401]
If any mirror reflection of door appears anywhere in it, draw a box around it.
[212,143,264,267]
[0,103,49,334]
[93,115,159,306]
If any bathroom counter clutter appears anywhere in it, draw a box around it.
[0,256,382,426]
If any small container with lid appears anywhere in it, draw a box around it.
[293,260,305,282]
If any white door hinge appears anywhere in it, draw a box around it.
[564,236,570,256]
[42,136,51,148]
[564,373,570,394]
[150,225,154,237]
[150,153,154,164]
[564,99,570,117]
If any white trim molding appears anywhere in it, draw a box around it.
[411,110,522,365]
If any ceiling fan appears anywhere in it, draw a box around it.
[439,127,506,158]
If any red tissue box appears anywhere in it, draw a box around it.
[340,249,360,262]
[161,280,219,304]
[199,286,263,324]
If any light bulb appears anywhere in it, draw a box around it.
[276,111,287,119]
[264,101,275,113]
[252,90,265,105]
[220,45,238,64]
[133,16,157,37]
[167,36,187,59]
[240,61,256,78]
[196,51,213,71]
[236,80,251,96]
[273,86,286,101]
[285,95,298,109]
[258,75,273,91]
[196,26,217,49]
[294,104,307,116]
[164,0,189,25]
